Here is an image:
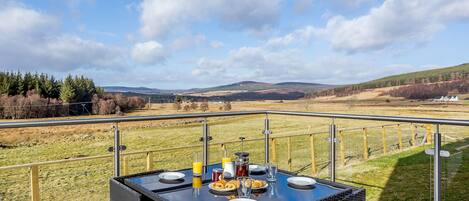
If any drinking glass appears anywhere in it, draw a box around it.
[193,153,203,176]
[237,177,252,198]
[192,176,201,197]
[266,163,277,182]
[222,156,231,169]
[223,161,235,179]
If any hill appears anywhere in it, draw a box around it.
[184,81,330,93]
[313,63,469,98]
[104,81,333,101]
[359,63,469,88]
[102,86,176,94]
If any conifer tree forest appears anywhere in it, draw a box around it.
[0,72,146,119]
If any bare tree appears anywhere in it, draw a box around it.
[223,101,232,111]
[200,100,209,112]
[190,101,198,110]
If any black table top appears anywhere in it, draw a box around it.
[123,164,353,201]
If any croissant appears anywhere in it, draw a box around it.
[213,181,225,189]
[226,183,237,190]
[252,180,266,188]
[227,180,240,188]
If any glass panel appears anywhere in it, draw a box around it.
[441,125,468,201]
[0,124,114,200]
[334,120,432,201]
[121,118,202,173]
[209,115,264,165]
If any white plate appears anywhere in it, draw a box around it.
[287,177,316,186]
[208,183,236,192]
[230,199,256,201]
[249,165,266,172]
[158,172,185,180]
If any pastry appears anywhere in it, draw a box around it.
[212,181,225,190]
[224,182,237,190]
[252,180,266,188]
[225,180,239,189]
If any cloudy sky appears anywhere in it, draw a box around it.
[1,0,468,89]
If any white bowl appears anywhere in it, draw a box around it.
[249,165,266,172]
[158,172,185,180]
[287,177,316,186]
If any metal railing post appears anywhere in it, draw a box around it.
[434,124,441,201]
[113,123,120,177]
[329,122,337,182]
[263,114,271,163]
[202,118,209,174]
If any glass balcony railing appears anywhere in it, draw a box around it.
[0,110,467,201]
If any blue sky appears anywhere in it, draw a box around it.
[1,0,468,89]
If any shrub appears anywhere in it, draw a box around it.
[200,100,209,112]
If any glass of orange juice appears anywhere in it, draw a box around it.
[192,176,202,188]
[193,153,203,176]
[192,176,201,197]
[222,156,231,169]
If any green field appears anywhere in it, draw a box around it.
[0,100,468,200]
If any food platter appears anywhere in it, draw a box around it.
[208,180,239,192]
[208,179,268,192]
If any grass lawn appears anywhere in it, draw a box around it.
[336,139,469,201]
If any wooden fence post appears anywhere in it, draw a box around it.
[221,143,227,157]
[287,137,292,171]
[30,165,39,201]
[397,124,403,150]
[411,124,417,146]
[339,130,346,166]
[426,125,432,144]
[382,126,387,154]
[310,135,317,175]
[363,128,369,160]
[271,138,277,164]
[123,156,129,175]
[146,152,153,171]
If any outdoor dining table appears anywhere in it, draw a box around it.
[110,164,365,201]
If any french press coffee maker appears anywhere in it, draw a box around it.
[234,152,249,178]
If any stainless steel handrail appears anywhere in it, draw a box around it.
[0,110,467,128]
[267,110,469,126]
[0,110,267,128]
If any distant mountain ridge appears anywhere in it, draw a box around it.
[103,86,167,94]
[103,81,332,94]
[103,81,333,101]
[184,81,329,94]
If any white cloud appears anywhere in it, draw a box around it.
[0,4,123,71]
[265,26,318,48]
[210,41,224,49]
[170,34,206,51]
[139,0,280,38]
[191,42,446,85]
[268,0,469,53]
[193,46,311,84]
[131,41,167,65]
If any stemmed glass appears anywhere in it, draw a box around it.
[266,163,277,182]
[237,177,252,198]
